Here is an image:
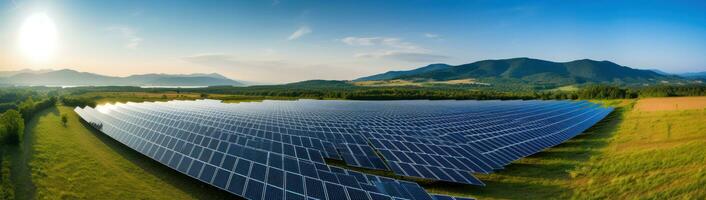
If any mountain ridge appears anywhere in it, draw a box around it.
[0,69,243,86]
[356,58,683,86]
[679,71,706,79]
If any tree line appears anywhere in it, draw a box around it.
[0,89,57,144]
[62,83,706,101]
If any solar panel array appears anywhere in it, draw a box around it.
[74,99,612,200]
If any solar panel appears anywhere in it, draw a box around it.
[74,99,612,200]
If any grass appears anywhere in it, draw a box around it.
[423,98,706,199]
[0,154,14,200]
[549,85,579,92]
[24,106,238,199]
[569,106,706,199]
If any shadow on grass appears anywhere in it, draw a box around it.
[76,110,242,200]
[1,106,61,200]
[423,106,627,199]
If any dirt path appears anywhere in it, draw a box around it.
[0,106,46,200]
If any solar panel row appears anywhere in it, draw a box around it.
[75,99,611,200]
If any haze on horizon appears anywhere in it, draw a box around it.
[1,0,705,83]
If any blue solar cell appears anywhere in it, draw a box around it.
[286,172,305,195]
[177,156,192,173]
[305,177,326,200]
[266,168,284,188]
[374,182,413,199]
[234,159,251,176]
[369,192,393,200]
[283,157,299,173]
[213,169,230,188]
[244,179,264,200]
[400,182,433,200]
[250,163,267,182]
[188,160,204,178]
[286,191,306,200]
[346,187,370,200]
[264,185,284,200]
[337,173,361,188]
[325,182,348,200]
[299,161,318,178]
[430,194,454,200]
[317,170,339,184]
[222,155,237,171]
[200,164,216,183]
[227,174,247,195]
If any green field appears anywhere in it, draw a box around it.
[1,97,705,199]
[2,106,236,199]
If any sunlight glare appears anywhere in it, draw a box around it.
[19,13,58,63]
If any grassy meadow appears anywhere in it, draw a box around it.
[6,106,237,199]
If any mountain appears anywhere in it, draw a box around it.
[356,63,452,81]
[356,58,681,86]
[285,80,352,88]
[0,69,243,86]
[679,71,706,79]
[0,69,54,77]
[648,69,672,75]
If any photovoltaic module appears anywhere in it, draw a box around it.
[75,99,612,200]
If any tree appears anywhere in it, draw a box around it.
[1,109,25,144]
[18,96,36,121]
[61,114,68,127]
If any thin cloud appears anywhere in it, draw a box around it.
[287,26,311,40]
[341,37,380,46]
[356,51,448,63]
[424,33,440,38]
[107,26,142,49]
[182,53,285,68]
[342,36,446,62]
[181,53,359,83]
[341,37,418,50]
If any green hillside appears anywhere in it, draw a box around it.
[357,58,688,87]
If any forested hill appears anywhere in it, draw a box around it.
[356,58,684,85]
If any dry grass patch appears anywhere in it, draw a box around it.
[634,96,706,111]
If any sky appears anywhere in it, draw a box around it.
[1,0,705,83]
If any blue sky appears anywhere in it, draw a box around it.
[1,0,705,83]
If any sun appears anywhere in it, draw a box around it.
[19,13,58,63]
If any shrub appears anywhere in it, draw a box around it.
[61,114,68,127]
[0,109,25,144]
[61,96,96,108]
